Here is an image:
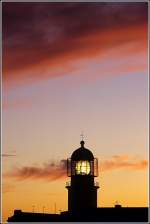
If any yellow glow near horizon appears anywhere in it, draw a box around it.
[75,160,90,175]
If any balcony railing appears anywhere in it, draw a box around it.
[94,181,99,187]
[66,181,99,187]
[66,181,71,187]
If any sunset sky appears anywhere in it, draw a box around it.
[2,2,148,223]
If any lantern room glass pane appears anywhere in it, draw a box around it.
[75,160,90,175]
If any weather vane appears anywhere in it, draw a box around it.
[80,131,84,141]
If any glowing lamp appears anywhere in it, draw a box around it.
[75,160,90,175]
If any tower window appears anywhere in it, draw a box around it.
[75,160,90,175]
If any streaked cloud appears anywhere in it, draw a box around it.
[5,160,67,181]
[100,155,148,172]
[5,156,148,181]
[2,153,16,157]
[3,3,148,87]
[2,150,17,157]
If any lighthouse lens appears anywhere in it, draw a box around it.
[75,160,90,175]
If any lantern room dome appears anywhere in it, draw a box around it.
[71,141,94,161]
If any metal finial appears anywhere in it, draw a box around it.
[80,132,84,141]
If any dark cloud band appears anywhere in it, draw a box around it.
[2,3,148,85]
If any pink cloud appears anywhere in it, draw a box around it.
[3,1,147,86]
[100,155,148,172]
[4,155,148,182]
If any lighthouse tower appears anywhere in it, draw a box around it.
[66,141,99,213]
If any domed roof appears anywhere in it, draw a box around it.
[71,141,94,161]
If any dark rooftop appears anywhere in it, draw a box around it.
[71,141,94,161]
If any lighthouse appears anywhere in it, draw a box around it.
[66,141,99,213]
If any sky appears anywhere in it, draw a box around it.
[2,2,148,223]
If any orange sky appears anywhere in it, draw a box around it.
[2,2,148,223]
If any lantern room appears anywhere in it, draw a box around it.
[67,140,98,177]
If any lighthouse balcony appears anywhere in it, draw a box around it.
[94,181,99,188]
[66,181,71,187]
[66,181,99,188]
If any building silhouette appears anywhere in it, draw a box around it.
[66,140,99,212]
[7,141,148,222]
